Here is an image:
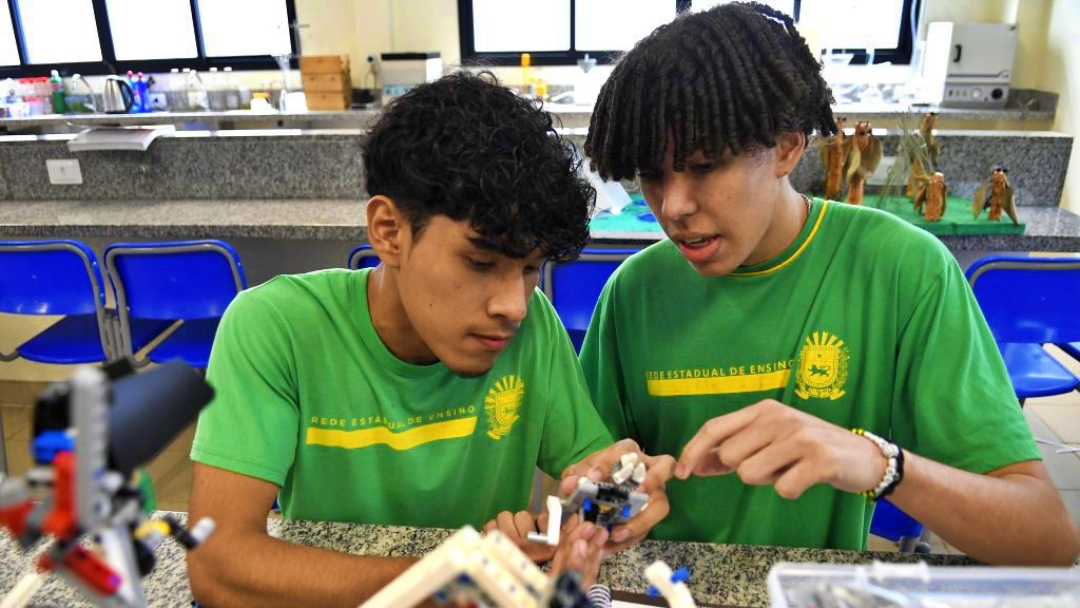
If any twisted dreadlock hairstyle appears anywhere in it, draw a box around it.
[585,1,837,182]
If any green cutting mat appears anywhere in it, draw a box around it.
[861,194,1026,236]
[589,194,1026,237]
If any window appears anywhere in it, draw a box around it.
[198,0,292,58]
[460,0,920,66]
[800,0,907,53]
[0,0,298,78]
[575,0,676,52]
[472,0,570,52]
[106,0,197,61]
[17,0,102,64]
[691,0,795,18]
[0,2,19,66]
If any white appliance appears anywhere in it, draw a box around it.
[920,22,1017,108]
[380,52,442,107]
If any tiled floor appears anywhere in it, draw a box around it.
[4,346,1080,554]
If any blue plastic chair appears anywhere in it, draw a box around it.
[870,498,929,553]
[543,248,640,351]
[105,240,248,369]
[0,240,116,364]
[347,244,381,270]
[966,255,1080,403]
[1056,342,1080,367]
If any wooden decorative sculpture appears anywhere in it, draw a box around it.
[842,121,882,206]
[914,171,947,222]
[972,167,1018,225]
[819,117,846,201]
[906,113,939,197]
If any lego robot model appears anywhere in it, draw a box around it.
[0,362,215,608]
[359,525,697,608]
[530,452,649,549]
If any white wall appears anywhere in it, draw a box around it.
[1038,0,1079,212]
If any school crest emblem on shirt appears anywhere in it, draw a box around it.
[795,331,850,401]
[484,375,524,440]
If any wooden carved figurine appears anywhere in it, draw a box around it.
[914,172,947,222]
[842,121,882,206]
[819,117,846,201]
[906,112,939,197]
[972,167,1018,225]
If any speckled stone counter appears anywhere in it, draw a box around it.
[2,198,1078,253]
[563,130,1073,208]
[0,129,365,202]
[0,109,383,131]
[0,512,973,608]
[0,97,1055,134]
[0,198,367,240]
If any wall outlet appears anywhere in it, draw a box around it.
[47,159,83,185]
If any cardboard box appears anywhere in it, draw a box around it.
[305,91,350,111]
[302,72,349,93]
[300,55,350,75]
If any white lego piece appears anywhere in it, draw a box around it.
[361,527,485,608]
[0,573,45,608]
[611,453,639,485]
[189,517,216,544]
[631,463,646,486]
[645,562,696,608]
[527,495,563,546]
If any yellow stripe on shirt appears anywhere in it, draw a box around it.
[306,416,478,451]
[737,202,828,277]
[647,369,792,396]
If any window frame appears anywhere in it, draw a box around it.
[459,0,922,67]
[0,0,299,79]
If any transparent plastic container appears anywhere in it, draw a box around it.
[768,561,1080,608]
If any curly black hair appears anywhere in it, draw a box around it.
[585,1,837,181]
[362,71,595,262]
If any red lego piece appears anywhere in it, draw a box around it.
[40,545,120,596]
[0,500,35,539]
[42,451,78,540]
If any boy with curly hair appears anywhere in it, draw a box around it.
[187,71,671,607]
[580,1,1076,565]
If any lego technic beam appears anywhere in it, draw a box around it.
[0,361,215,608]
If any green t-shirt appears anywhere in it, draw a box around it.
[192,268,612,528]
[580,199,1039,550]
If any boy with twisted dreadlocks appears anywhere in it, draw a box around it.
[580,2,1076,564]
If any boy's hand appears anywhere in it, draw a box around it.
[675,399,887,499]
[483,510,557,563]
[559,439,677,555]
[550,514,608,589]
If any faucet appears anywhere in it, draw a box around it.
[69,74,98,114]
[184,69,210,111]
[549,90,575,104]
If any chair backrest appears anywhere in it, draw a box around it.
[0,240,105,315]
[543,248,639,333]
[348,244,381,270]
[104,240,248,321]
[966,255,1080,344]
[870,498,924,543]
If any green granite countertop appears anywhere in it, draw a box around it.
[0,512,974,608]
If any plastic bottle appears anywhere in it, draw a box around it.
[135,72,150,112]
[186,69,209,111]
[167,68,181,110]
[222,67,240,110]
[49,70,67,114]
[126,71,141,113]
[205,67,218,110]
